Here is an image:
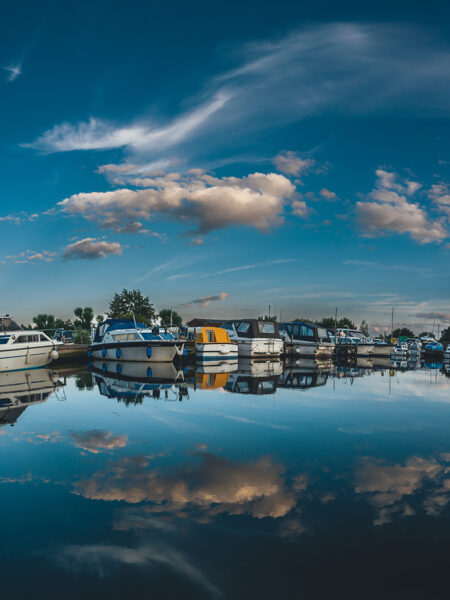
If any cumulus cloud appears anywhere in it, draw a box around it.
[63,238,122,260]
[73,452,299,520]
[319,188,337,200]
[184,292,229,307]
[273,152,315,176]
[356,169,448,244]
[58,171,296,234]
[429,183,450,218]
[69,430,128,453]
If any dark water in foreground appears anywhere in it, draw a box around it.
[1,359,449,599]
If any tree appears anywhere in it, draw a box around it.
[419,331,434,338]
[33,314,56,330]
[159,308,182,327]
[360,320,369,336]
[74,307,94,330]
[96,314,105,325]
[55,318,74,330]
[392,327,414,338]
[440,326,450,344]
[337,317,356,329]
[107,289,156,325]
[316,316,356,330]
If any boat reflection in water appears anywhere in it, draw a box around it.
[279,358,333,390]
[91,360,187,404]
[0,368,63,428]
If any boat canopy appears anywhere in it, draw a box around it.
[223,320,281,339]
[94,318,148,342]
[0,317,22,332]
[195,327,231,344]
[279,321,318,342]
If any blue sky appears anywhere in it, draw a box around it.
[1,0,449,333]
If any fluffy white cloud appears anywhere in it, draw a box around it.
[63,238,122,260]
[58,171,296,234]
[429,183,450,218]
[356,170,448,244]
[273,152,315,176]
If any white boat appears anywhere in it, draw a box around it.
[192,326,238,362]
[0,316,60,372]
[372,339,395,356]
[221,319,284,358]
[335,329,375,356]
[391,342,408,359]
[89,319,184,363]
[279,321,334,358]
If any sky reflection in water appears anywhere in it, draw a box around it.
[0,360,449,599]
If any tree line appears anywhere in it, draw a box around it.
[26,289,450,344]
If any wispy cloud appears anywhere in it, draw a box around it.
[184,292,229,307]
[24,23,450,163]
[3,64,22,82]
[1,249,56,264]
[24,93,231,154]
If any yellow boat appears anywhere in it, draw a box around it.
[194,326,239,362]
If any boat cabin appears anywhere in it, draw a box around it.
[195,326,232,345]
[278,321,331,343]
[222,319,281,339]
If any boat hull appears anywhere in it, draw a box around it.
[356,344,374,357]
[0,343,57,372]
[372,344,394,356]
[288,341,334,358]
[89,341,184,363]
[196,342,239,361]
[236,338,284,358]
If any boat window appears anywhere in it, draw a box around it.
[300,325,314,337]
[237,322,251,333]
[0,335,10,345]
[112,333,128,342]
[222,323,234,332]
[206,330,215,342]
[14,335,29,344]
[127,333,140,341]
[259,321,275,334]
[39,334,48,342]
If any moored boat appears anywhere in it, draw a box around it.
[222,319,284,358]
[89,319,184,363]
[279,321,334,358]
[0,316,61,372]
[193,326,239,362]
[335,329,375,356]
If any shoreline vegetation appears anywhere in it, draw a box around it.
[17,288,450,346]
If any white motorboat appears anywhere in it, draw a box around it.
[279,321,334,358]
[391,342,408,359]
[0,316,60,372]
[335,329,375,356]
[372,339,395,356]
[89,319,184,363]
[191,326,238,362]
[221,319,284,358]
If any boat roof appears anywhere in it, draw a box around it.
[101,318,148,330]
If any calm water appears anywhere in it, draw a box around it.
[1,359,449,599]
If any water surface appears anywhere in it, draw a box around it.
[1,360,449,599]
